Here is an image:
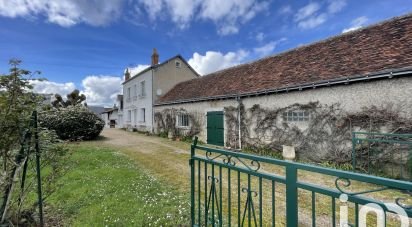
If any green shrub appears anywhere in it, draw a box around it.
[158,131,168,138]
[319,161,353,171]
[243,146,284,160]
[39,105,104,141]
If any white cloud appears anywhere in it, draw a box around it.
[327,0,347,14]
[342,16,368,33]
[0,0,270,34]
[30,80,76,95]
[126,64,150,77]
[297,13,327,29]
[0,0,123,27]
[188,50,249,75]
[218,25,239,36]
[254,38,286,57]
[165,0,200,29]
[139,0,164,21]
[30,75,122,106]
[137,0,270,35]
[256,32,265,42]
[81,75,122,106]
[0,0,30,18]
[294,2,320,22]
[294,1,347,29]
[279,5,292,15]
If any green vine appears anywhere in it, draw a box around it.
[154,108,201,139]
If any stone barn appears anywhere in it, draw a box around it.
[153,14,412,163]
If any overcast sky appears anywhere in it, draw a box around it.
[1,0,411,106]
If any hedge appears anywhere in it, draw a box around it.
[39,105,104,140]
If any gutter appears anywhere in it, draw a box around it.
[154,67,412,106]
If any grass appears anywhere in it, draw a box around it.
[45,144,190,226]
[42,129,410,226]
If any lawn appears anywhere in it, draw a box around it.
[45,143,190,226]
[42,129,410,226]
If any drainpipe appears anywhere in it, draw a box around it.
[236,96,242,150]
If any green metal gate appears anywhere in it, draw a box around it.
[207,111,224,146]
[352,132,412,181]
[190,137,412,226]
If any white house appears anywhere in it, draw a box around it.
[122,49,199,132]
[101,95,123,128]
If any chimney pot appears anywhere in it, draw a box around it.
[151,48,159,65]
[124,68,130,81]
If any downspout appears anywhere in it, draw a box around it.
[236,96,242,150]
[151,70,155,134]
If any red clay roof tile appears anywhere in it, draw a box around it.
[158,14,412,105]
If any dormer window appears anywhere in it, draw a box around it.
[175,61,181,68]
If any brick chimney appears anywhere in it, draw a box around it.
[151,48,159,65]
[124,68,130,81]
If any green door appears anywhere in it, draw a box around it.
[207,111,224,146]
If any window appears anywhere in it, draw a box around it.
[140,81,146,97]
[283,110,309,122]
[133,109,137,124]
[127,87,131,99]
[140,108,145,122]
[133,84,137,99]
[177,113,189,127]
[127,110,132,121]
[175,61,181,68]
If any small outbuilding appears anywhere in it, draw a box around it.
[153,14,412,162]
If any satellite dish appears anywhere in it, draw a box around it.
[156,89,162,96]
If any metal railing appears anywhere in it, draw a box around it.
[190,137,412,226]
[352,132,412,181]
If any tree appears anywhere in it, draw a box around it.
[0,60,68,225]
[0,59,38,171]
[52,89,86,108]
[0,59,40,223]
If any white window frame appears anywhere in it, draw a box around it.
[140,108,146,123]
[140,81,146,97]
[283,110,310,122]
[133,109,137,125]
[133,84,137,100]
[127,110,132,122]
[176,113,190,127]
[127,87,131,101]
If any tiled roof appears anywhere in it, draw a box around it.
[157,14,412,105]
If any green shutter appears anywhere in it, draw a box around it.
[207,111,224,146]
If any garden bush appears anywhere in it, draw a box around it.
[39,105,104,141]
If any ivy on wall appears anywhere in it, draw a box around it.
[224,101,412,165]
[154,102,412,171]
[154,108,201,138]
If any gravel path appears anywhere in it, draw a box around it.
[100,128,188,154]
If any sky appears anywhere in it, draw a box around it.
[1,0,412,106]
